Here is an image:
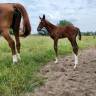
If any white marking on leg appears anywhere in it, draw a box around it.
[74,54,78,69]
[54,57,58,63]
[64,40,67,46]
[17,53,21,61]
[13,55,18,64]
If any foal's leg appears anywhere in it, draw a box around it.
[54,39,58,63]
[14,32,21,61]
[1,28,18,64]
[70,39,78,68]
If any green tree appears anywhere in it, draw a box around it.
[58,20,73,26]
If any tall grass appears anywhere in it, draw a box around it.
[0,35,96,96]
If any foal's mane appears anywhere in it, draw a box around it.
[45,19,56,28]
[44,19,57,33]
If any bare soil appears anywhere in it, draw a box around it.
[28,47,96,96]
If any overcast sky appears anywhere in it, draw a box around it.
[0,0,96,33]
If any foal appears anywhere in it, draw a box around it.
[37,15,81,68]
[0,3,31,64]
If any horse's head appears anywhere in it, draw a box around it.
[37,14,46,31]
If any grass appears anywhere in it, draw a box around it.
[0,35,96,96]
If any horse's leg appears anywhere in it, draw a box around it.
[12,10,21,61]
[54,39,58,63]
[1,28,18,64]
[14,32,21,61]
[69,38,78,68]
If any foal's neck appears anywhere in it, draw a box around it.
[45,20,56,33]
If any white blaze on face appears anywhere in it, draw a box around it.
[74,54,78,68]
[13,55,18,64]
[55,57,58,63]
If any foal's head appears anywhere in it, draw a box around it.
[37,14,47,31]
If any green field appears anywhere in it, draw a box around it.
[0,35,96,96]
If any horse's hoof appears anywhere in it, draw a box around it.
[13,61,18,64]
[18,57,21,61]
[17,54,21,61]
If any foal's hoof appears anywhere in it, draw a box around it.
[74,65,77,69]
[54,57,58,63]
[73,65,78,70]
[74,65,76,69]
[54,60,58,64]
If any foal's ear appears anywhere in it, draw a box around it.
[43,14,45,19]
[39,16,42,20]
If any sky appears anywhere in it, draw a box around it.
[0,0,96,33]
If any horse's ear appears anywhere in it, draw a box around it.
[39,16,42,20]
[43,14,45,19]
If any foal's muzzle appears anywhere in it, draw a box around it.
[37,27,41,31]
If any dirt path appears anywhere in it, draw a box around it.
[29,47,96,96]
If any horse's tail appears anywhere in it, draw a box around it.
[14,3,31,37]
[77,28,81,40]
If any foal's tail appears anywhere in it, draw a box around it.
[14,3,31,37]
[77,27,81,40]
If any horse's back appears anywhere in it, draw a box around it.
[0,3,15,29]
[56,25,78,38]
[0,3,14,11]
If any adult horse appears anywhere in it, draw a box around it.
[0,3,31,64]
[37,15,81,69]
